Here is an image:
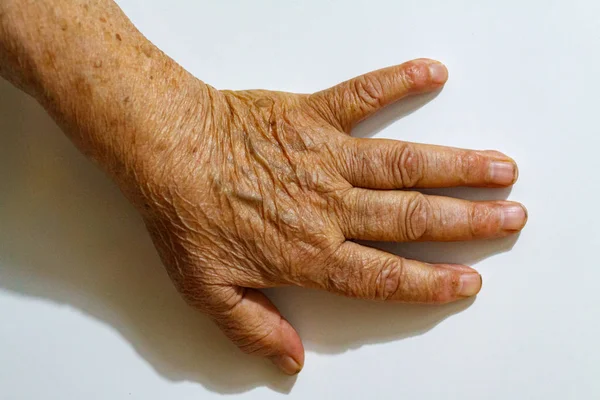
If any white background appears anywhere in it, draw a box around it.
[1,0,598,398]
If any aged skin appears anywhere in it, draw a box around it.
[0,0,527,374]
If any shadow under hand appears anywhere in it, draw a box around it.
[353,90,441,138]
[0,78,515,394]
[267,287,474,354]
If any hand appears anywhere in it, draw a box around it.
[0,0,526,373]
[123,58,527,374]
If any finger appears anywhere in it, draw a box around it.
[310,58,448,132]
[204,285,304,375]
[336,189,527,242]
[308,241,481,303]
[340,138,519,188]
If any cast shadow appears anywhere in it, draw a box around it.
[0,78,515,394]
[353,90,441,138]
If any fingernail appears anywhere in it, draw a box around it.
[429,63,448,84]
[501,204,528,231]
[489,161,518,185]
[459,273,482,297]
[270,355,301,375]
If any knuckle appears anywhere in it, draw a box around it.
[374,258,404,300]
[430,271,460,303]
[400,61,431,91]
[176,280,214,311]
[233,327,277,356]
[353,74,385,109]
[469,203,498,237]
[404,193,431,241]
[323,263,348,294]
[307,92,345,129]
[456,151,484,184]
[394,144,424,188]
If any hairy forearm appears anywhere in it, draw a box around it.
[0,0,207,186]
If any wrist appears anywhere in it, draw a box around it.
[1,0,210,189]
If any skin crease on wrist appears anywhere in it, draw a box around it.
[0,0,527,375]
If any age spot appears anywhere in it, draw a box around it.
[140,43,153,58]
[115,33,122,41]
[255,98,274,108]
[99,16,107,23]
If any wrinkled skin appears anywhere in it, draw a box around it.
[133,61,527,374]
[0,0,527,375]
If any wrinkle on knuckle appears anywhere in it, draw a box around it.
[456,152,483,184]
[178,281,213,310]
[395,144,424,188]
[374,258,404,300]
[353,74,385,110]
[469,202,497,237]
[322,256,350,294]
[234,326,277,355]
[317,245,351,294]
[404,193,430,241]
[326,186,354,223]
[401,62,431,92]
[430,270,460,303]
[306,93,345,130]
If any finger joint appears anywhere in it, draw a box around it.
[395,144,424,188]
[352,75,385,110]
[374,258,405,300]
[404,193,431,241]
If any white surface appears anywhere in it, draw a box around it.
[1,0,599,398]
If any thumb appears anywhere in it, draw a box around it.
[311,58,448,133]
[206,285,304,375]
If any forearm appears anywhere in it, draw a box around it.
[0,0,207,186]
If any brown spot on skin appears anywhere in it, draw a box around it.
[140,43,153,58]
[83,4,89,11]
[59,19,68,31]
[115,33,122,41]
[150,75,154,80]
[123,96,130,104]
[192,147,198,154]
[255,98,274,108]
[99,17,107,23]
[91,73,107,84]
[74,77,92,97]
[156,143,168,152]
[93,60,103,68]
[43,51,56,69]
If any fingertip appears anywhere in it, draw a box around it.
[500,202,528,231]
[488,160,519,186]
[428,62,448,85]
[209,287,305,374]
[269,317,304,375]
[270,355,303,375]
[458,272,482,298]
[437,264,481,299]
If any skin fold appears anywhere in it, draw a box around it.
[0,0,527,374]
